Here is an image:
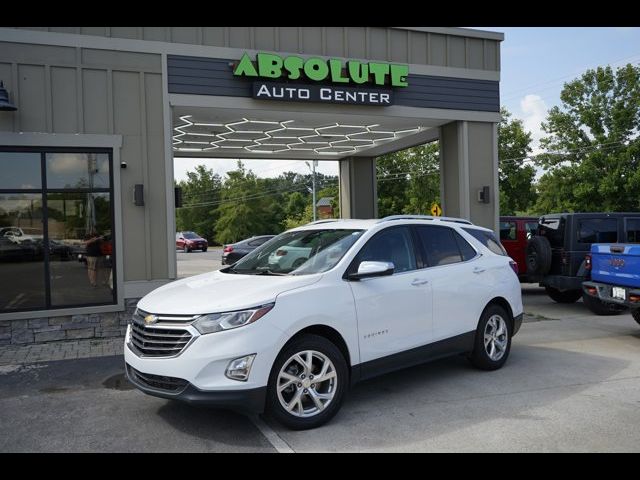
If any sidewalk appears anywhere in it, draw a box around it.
[0,337,124,366]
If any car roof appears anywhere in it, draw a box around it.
[291,216,486,232]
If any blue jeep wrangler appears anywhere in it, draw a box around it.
[582,243,640,325]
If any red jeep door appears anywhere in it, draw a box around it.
[500,220,526,273]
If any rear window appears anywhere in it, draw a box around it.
[525,222,538,239]
[463,228,508,256]
[577,218,617,243]
[538,217,565,246]
[626,218,640,243]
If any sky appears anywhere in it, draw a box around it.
[173,27,640,182]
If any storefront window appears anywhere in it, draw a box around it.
[0,149,116,313]
[0,193,46,311]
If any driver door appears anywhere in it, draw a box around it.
[347,226,433,364]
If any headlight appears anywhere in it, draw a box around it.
[193,303,274,335]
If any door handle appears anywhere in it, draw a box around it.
[411,278,429,286]
[473,267,486,274]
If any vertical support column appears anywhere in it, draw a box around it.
[338,156,377,219]
[440,120,498,232]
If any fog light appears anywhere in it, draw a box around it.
[586,287,597,296]
[225,354,256,382]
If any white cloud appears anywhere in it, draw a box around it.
[173,157,339,182]
[519,94,549,155]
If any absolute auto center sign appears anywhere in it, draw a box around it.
[233,53,409,106]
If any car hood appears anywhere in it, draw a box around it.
[137,270,322,315]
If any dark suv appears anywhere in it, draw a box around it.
[526,213,640,306]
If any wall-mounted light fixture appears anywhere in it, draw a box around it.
[0,81,17,111]
[477,186,490,204]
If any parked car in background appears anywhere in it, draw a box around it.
[176,231,208,253]
[525,212,640,305]
[499,216,539,280]
[582,243,640,321]
[125,215,523,430]
[0,226,42,244]
[221,235,275,265]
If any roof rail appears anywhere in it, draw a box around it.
[305,219,340,226]
[376,215,473,225]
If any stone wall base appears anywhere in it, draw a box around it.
[0,299,138,346]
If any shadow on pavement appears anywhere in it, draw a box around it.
[274,343,630,451]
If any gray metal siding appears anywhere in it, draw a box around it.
[9,27,501,71]
[167,55,499,112]
[0,41,169,284]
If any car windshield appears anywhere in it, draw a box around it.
[182,232,199,239]
[226,229,364,276]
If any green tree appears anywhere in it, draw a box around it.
[376,143,440,217]
[498,107,537,215]
[175,165,222,243]
[534,64,640,213]
[214,162,269,244]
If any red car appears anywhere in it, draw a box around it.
[176,231,208,253]
[499,216,539,281]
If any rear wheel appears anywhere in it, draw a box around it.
[468,304,512,371]
[582,292,624,316]
[266,334,348,430]
[545,286,582,303]
[632,309,640,326]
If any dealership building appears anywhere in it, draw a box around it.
[0,27,503,344]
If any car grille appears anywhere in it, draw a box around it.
[129,322,192,357]
[127,365,188,393]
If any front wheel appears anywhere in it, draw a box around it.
[202,247,207,252]
[468,304,512,371]
[266,334,348,430]
[632,309,640,326]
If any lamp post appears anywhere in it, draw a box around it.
[305,160,318,222]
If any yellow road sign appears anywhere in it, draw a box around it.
[430,203,442,216]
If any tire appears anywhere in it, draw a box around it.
[526,236,552,275]
[202,247,207,252]
[582,292,624,316]
[266,334,348,430]
[545,287,582,303]
[632,309,640,326]
[468,304,512,371]
[184,245,190,253]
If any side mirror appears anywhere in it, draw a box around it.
[348,261,394,281]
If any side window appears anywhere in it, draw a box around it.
[249,237,270,247]
[626,218,640,243]
[577,219,617,243]
[416,226,463,266]
[453,231,478,261]
[499,222,516,241]
[357,227,417,274]
[462,228,508,256]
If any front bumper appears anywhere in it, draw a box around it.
[583,281,640,308]
[125,363,266,412]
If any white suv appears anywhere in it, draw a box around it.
[125,216,523,429]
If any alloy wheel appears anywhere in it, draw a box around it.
[276,350,337,418]
[484,314,508,361]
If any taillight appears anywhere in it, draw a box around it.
[585,254,592,271]
[509,260,518,275]
[275,250,288,257]
[223,246,234,253]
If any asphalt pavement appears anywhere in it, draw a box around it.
[1,283,639,452]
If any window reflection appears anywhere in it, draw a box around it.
[46,153,110,189]
[0,153,42,190]
[47,192,114,307]
[0,194,46,310]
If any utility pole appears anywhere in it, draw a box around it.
[306,160,318,222]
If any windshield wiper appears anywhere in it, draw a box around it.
[255,269,289,276]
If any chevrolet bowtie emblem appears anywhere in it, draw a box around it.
[144,314,158,325]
